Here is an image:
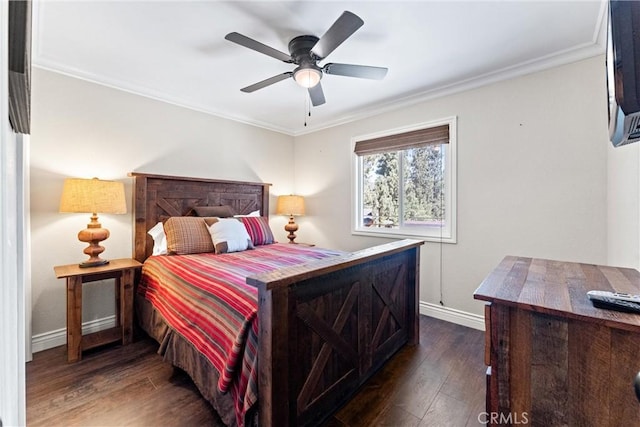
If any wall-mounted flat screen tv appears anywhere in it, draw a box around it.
[8,0,31,135]
[608,0,640,147]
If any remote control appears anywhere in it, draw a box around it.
[587,290,640,314]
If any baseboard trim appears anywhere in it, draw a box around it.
[32,304,483,352]
[31,315,117,353]
[419,301,485,331]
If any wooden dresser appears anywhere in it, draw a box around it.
[474,256,640,426]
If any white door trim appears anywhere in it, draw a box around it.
[0,0,27,424]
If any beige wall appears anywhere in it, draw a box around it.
[29,68,294,337]
[607,141,640,269]
[293,56,609,316]
[30,54,615,343]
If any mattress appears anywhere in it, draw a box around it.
[137,243,343,426]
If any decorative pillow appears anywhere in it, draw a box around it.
[239,216,275,246]
[147,221,167,256]
[164,217,214,255]
[192,205,235,218]
[207,218,253,254]
[233,209,261,217]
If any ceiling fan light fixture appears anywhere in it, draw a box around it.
[293,66,322,88]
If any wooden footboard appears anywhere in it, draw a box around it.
[247,239,423,427]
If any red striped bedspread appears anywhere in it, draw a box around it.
[138,243,343,426]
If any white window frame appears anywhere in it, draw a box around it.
[351,116,457,243]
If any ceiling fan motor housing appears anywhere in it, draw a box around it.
[288,35,320,65]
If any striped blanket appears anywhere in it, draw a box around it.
[138,243,342,426]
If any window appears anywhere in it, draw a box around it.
[352,117,457,243]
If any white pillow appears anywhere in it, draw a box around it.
[148,221,167,256]
[234,209,261,217]
[207,218,253,254]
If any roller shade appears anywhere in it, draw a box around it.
[354,124,449,156]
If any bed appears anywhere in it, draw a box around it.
[131,172,423,427]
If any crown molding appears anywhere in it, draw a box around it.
[294,41,606,136]
[32,0,607,138]
[32,59,296,136]
[294,0,608,136]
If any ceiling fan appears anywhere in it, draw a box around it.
[225,11,388,107]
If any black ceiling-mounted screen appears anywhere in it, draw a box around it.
[8,0,31,135]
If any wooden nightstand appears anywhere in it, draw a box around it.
[54,258,142,362]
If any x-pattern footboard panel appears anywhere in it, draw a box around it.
[371,261,408,363]
[296,281,361,413]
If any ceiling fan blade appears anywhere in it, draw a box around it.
[323,63,388,80]
[308,83,326,106]
[241,72,293,93]
[225,32,293,63]
[311,11,364,60]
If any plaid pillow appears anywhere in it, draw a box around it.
[164,217,214,254]
[239,216,275,246]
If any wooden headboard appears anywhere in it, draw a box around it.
[130,172,271,262]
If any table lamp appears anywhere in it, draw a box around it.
[276,195,305,243]
[59,177,127,267]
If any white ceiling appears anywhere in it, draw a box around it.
[32,1,607,136]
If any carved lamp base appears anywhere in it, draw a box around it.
[77,214,110,268]
[284,215,299,244]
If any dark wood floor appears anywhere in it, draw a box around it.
[27,316,486,427]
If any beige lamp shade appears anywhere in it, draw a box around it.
[276,195,305,216]
[60,178,127,214]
